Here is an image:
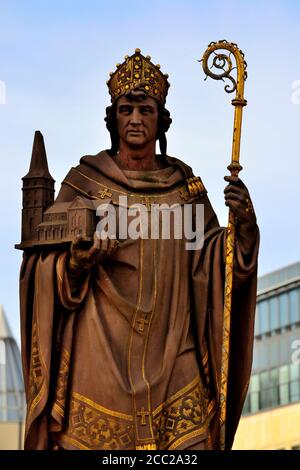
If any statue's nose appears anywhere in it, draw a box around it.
[131,108,142,124]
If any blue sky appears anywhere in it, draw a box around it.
[0,0,300,341]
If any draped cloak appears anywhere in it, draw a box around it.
[19,151,259,450]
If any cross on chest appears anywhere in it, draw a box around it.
[137,314,149,332]
[137,407,149,426]
[98,187,112,199]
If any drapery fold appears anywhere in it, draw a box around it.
[19,151,259,450]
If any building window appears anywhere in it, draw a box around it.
[279,365,289,405]
[270,297,279,330]
[260,371,270,408]
[269,368,279,406]
[279,293,289,328]
[259,300,269,335]
[290,363,300,403]
[244,362,300,414]
[289,289,300,324]
[250,375,260,413]
[259,369,279,409]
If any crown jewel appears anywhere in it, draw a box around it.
[107,48,170,105]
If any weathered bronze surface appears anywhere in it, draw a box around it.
[17,47,259,450]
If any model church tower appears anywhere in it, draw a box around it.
[18,131,55,248]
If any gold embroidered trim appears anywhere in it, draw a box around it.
[58,392,135,450]
[136,443,157,450]
[52,348,71,418]
[73,392,133,421]
[56,376,215,450]
[35,261,49,375]
[138,238,158,442]
[168,424,209,450]
[153,378,215,450]
[26,259,52,430]
[62,180,99,200]
[127,233,147,440]
[28,382,46,417]
[72,167,188,199]
[153,375,200,417]
[27,317,46,415]
[52,401,64,418]
[59,433,91,450]
[202,351,209,366]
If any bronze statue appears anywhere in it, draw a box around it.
[17,48,259,450]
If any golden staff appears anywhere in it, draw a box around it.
[200,40,248,450]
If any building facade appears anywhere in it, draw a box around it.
[233,261,300,450]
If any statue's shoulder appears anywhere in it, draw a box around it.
[166,154,207,198]
[56,150,109,202]
[77,150,109,174]
[165,154,194,175]
[65,150,112,183]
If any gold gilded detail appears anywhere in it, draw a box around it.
[71,167,192,200]
[56,376,215,450]
[179,187,190,202]
[140,196,153,211]
[107,48,170,105]
[201,39,247,450]
[52,348,70,418]
[136,443,157,450]
[59,392,134,450]
[153,376,215,450]
[98,187,113,199]
[186,177,206,198]
[137,314,149,332]
[127,235,145,442]
[137,407,150,426]
[27,321,45,417]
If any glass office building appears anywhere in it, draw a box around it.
[243,261,300,415]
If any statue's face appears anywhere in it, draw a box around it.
[116,95,159,149]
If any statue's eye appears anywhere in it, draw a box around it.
[141,107,152,114]
[119,106,132,114]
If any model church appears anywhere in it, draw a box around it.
[15,131,97,250]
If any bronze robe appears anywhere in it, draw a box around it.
[20,151,259,450]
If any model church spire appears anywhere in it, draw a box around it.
[23,130,54,179]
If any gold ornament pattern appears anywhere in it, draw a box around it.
[27,321,45,418]
[56,376,215,450]
[58,392,134,450]
[52,348,70,418]
[153,377,215,450]
[107,48,170,105]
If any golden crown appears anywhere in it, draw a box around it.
[106,48,170,105]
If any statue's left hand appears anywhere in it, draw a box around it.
[224,175,258,253]
[224,175,256,226]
